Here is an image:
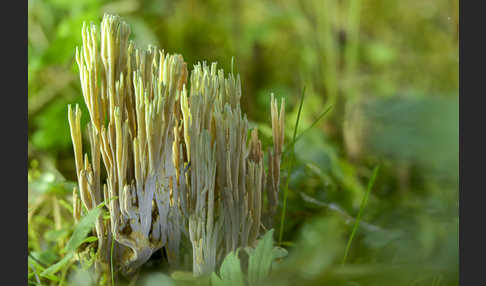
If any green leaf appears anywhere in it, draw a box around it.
[28,255,46,272]
[211,272,225,286]
[30,250,59,266]
[81,236,98,244]
[45,228,70,242]
[272,246,288,260]
[248,229,275,286]
[41,273,61,282]
[40,252,73,278]
[212,250,245,286]
[64,207,102,253]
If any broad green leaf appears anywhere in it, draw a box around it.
[64,207,102,252]
[272,246,288,260]
[243,246,254,257]
[248,229,275,286]
[211,272,224,286]
[212,250,245,286]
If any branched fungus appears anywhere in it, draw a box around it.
[69,14,284,277]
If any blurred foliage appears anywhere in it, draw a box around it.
[28,0,458,285]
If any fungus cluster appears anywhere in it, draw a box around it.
[69,14,284,276]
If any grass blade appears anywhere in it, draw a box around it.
[278,91,334,245]
[278,90,333,245]
[292,87,306,145]
[341,165,380,265]
[64,206,102,253]
[282,104,333,157]
[278,87,305,245]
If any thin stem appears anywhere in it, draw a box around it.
[111,233,115,286]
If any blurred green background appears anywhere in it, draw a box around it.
[28,0,458,285]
